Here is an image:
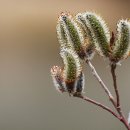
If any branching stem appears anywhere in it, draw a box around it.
[74,94,120,120]
[111,64,130,130]
[85,59,130,130]
[86,59,116,107]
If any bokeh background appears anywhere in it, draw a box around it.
[0,0,130,130]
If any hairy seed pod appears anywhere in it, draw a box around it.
[57,21,70,48]
[60,48,82,93]
[50,66,66,93]
[76,12,110,57]
[57,12,86,59]
[60,48,82,82]
[76,13,95,59]
[111,20,130,63]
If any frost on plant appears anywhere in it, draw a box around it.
[51,11,130,130]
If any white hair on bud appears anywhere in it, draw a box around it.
[76,12,110,57]
[60,48,82,81]
[86,12,110,56]
[84,12,110,41]
[57,12,84,50]
[113,19,130,60]
[116,19,130,44]
[57,13,73,48]
[56,23,67,48]
[57,14,72,48]
[50,66,67,93]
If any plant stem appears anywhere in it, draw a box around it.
[86,59,117,107]
[85,60,130,130]
[111,64,120,107]
[111,64,130,130]
[74,94,130,130]
[74,94,120,119]
[120,116,130,130]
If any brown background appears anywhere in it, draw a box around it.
[0,0,130,130]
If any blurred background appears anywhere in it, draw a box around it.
[0,0,130,130]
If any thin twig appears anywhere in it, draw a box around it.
[120,116,130,130]
[111,64,120,108]
[110,64,130,129]
[74,94,120,120]
[86,60,117,107]
[85,60,130,129]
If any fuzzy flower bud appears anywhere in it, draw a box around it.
[76,13,95,59]
[60,48,82,82]
[60,48,84,94]
[57,12,86,59]
[60,48,82,93]
[50,66,66,93]
[111,20,130,63]
[57,19,69,48]
[76,12,110,57]
[51,48,84,95]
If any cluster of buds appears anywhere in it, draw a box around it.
[51,11,130,95]
[51,48,84,96]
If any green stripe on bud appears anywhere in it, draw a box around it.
[76,12,110,57]
[51,48,84,95]
[60,48,82,82]
[57,21,70,48]
[76,13,95,59]
[57,12,85,59]
[60,48,84,94]
[111,20,130,62]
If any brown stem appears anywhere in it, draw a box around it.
[111,64,120,107]
[74,95,120,120]
[111,64,130,130]
[86,60,116,107]
[120,116,130,130]
[79,94,130,130]
[86,60,130,129]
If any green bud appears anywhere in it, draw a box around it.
[76,13,95,59]
[60,48,82,82]
[76,12,110,57]
[51,48,84,95]
[57,20,69,48]
[111,20,130,63]
[60,48,82,93]
[57,12,85,59]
